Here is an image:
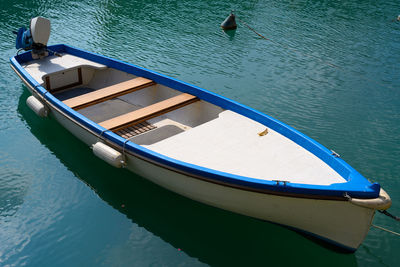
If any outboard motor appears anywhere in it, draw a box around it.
[14,17,51,59]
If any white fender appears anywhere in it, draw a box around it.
[92,142,124,168]
[347,189,392,210]
[26,95,48,117]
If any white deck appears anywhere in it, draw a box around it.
[145,110,346,185]
[22,53,107,84]
[20,52,345,186]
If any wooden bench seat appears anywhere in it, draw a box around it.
[63,77,155,110]
[99,93,199,131]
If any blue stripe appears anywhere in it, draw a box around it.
[10,44,380,199]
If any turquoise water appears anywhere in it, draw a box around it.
[1,0,399,266]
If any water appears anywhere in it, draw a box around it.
[1,0,399,266]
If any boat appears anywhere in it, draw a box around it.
[10,17,392,252]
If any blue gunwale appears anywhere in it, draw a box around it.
[10,44,380,199]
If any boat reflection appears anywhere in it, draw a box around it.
[18,89,357,266]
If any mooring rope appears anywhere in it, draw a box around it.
[236,17,270,41]
[235,15,395,90]
[371,224,400,237]
[379,209,400,222]
[236,16,340,69]
[370,210,400,237]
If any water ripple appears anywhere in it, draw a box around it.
[0,0,399,266]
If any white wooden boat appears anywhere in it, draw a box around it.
[10,17,392,252]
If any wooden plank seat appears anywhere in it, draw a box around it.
[63,77,156,110]
[99,93,199,131]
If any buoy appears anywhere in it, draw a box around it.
[92,142,124,168]
[221,12,237,30]
[397,15,400,21]
[26,95,48,117]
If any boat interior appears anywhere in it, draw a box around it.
[21,53,347,185]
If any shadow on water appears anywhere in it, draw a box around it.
[222,29,236,40]
[17,89,357,266]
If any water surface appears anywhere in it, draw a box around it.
[1,0,399,266]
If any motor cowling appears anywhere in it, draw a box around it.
[15,27,32,50]
[14,17,51,58]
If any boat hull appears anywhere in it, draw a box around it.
[16,73,374,251]
[10,45,386,251]
[127,152,375,251]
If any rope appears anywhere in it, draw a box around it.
[236,17,270,41]
[371,224,400,237]
[236,16,340,69]
[235,15,395,90]
[16,48,24,56]
[371,210,400,237]
[121,139,129,168]
[94,129,108,146]
[379,210,400,222]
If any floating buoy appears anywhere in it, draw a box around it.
[26,95,48,117]
[397,15,400,21]
[221,12,237,30]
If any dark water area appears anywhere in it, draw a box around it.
[0,1,399,266]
